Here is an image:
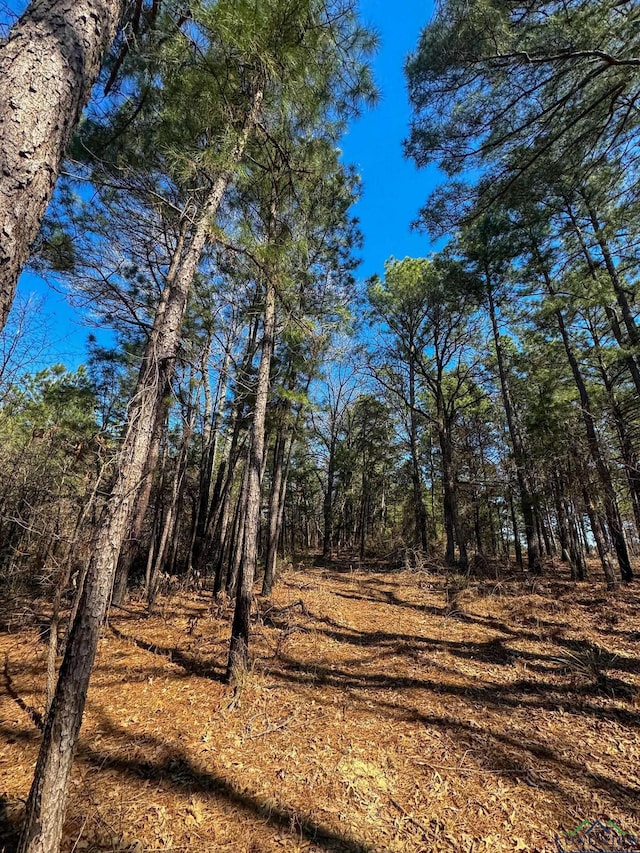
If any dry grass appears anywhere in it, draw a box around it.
[1,557,640,852]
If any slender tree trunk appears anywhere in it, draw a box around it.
[540,264,633,583]
[112,404,166,605]
[17,87,263,853]
[227,271,276,679]
[146,421,191,606]
[590,327,640,541]
[564,201,640,396]
[0,0,127,330]
[408,356,428,552]
[191,342,232,574]
[322,436,337,559]
[582,485,616,588]
[508,487,523,569]
[262,428,287,596]
[565,496,587,581]
[225,464,249,598]
[487,284,541,573]
[553,476,572,564]
[438,424,456,566]
[584,199,640,357]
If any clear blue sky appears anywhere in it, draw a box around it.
[340,0,438,278]
[10,0,439,369]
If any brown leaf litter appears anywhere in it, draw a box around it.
[1,557,639,852]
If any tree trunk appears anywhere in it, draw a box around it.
[408,356,429,552]
[508,487,523,569]
[322,437,336,559]
[111,404,166,605]
[487,284,541,574]
[584,199,640,358]
[17,86,263,853]
[262,428,287,596]
[191,342,233,575]
[541,264,632,583]
[146,421,191,606]
[591,326,640,541]
[564,202,640,397]
[227,270,276,679]
[0,0,127,330]
[582,485,616,588]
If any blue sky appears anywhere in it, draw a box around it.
[10,0,440,369]
[340,0,438,277]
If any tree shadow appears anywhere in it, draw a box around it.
[76,716,377,853]
[263,657,640,812]
[0,795,20,853]
[109,625,225,682]
[2,655,43,730]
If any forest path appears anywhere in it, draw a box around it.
[2,560,640,852]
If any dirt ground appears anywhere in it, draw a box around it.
[1,557,640,852]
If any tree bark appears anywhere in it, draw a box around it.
[111,402,166,605]
[17,86,263,853]
[227,270,276,678]
[0,0,127,330]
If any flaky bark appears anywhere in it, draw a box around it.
[0,0,126,329]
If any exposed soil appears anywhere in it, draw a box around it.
[1,558,640,852]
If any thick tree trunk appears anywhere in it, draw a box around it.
[227,272,276,679]
[17,87,263,853]
[0,0,126,330]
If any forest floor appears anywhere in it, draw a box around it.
[1,556,640,853]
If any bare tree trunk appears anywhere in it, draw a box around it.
[408,357,428,552]
[543,269,632,583]
[322,439,336,558]
[508,487,523,569]
[227,273,276,678]
[584,199,640,359]
[190,341,232,574]
[487,285,541,573]
[582,485,616,588]
[17,87,263,853]
[0,0,126,329]
[225,463,249,598]
[112,405,166,605]
[262,429,287,596]
[564,201,640,396]
[146,421,192,606]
